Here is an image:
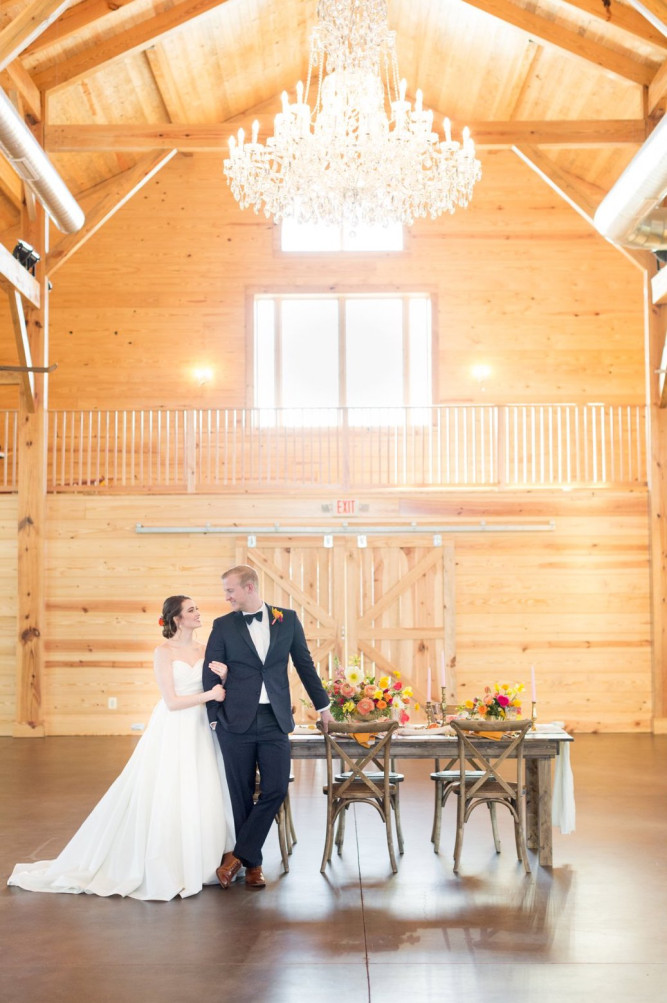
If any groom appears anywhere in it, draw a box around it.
[203,564,333,889]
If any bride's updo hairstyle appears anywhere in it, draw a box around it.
[160,595,189,639]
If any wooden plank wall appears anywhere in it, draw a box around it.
[0,143,653,735]
[0,496,17,730]
[3,489,645,737]
[0,148,646,410]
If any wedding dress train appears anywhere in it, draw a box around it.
[7,659,234,900]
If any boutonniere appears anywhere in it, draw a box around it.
[270,607,284,625]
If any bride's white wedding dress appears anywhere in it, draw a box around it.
[7,658,234,901]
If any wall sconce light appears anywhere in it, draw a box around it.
[471,363,492,384]
[247,535,256,548]
[323,534,334,548]
[194,366,213,386]
[357,535,367,548]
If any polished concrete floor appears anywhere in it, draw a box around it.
[1,733,666,1003]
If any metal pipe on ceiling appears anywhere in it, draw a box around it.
[0,88,84,235]
[594,111,667,250]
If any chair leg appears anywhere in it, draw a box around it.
[275,804,289,873]
[385,804,398,874]
[453,798,464,873]
[431,779,443,853]
[514,811,532,874]
[285,790,297,850]
[488,802,501,852]
[392,788,405,854]
[320,798,336,873]
[335,804,347,854]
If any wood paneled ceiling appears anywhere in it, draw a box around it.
[0,0,665,238]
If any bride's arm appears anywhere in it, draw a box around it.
[153,647,224,711]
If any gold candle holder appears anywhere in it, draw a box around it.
[440,686,448,721]
[425,700,438,725]
[531,700,537,730]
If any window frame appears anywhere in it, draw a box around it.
[246,287,439,420]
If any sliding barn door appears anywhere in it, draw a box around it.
[237,536,456,716]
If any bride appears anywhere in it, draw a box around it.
[7,595,234,900]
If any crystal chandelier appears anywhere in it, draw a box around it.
[223,0,481,227]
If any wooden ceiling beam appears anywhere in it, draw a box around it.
[0,59,42,121]
[0,150,23,207]
[652,266,667,305]
[559,0,667,47]
[43,118,648,152]
[32,0,234,93]
[24,0,137,57]
[649,56,667,116]
[460,0,655,85]
[46,148,177,275]
[0,0,73,72]
[7,286,35,410]
[627,0,667,32]
[512,145,602,224]
[0,240,40,307]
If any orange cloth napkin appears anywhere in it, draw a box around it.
[478,731,504,740]
[352,733,376,747]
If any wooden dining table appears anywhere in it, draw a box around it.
[289,724,573,867]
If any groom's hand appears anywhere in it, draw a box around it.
[319,708,335,733]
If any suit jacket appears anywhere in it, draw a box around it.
[202,605,329,734]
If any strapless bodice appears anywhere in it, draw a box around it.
[172,658,205,696]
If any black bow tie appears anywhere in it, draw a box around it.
[244,610,263,624]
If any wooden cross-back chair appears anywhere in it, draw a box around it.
[431,705,500,855]
[317,719,400,874]
[254,770,297,873]
[449,718,533,874]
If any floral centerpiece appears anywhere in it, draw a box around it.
[459,682,524,720]
[321,659,415,724]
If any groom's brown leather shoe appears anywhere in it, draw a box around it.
[216,852,242,890]
[245,865,266,889]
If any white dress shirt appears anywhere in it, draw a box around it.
[244,603,271,703]
[244,603,329,713]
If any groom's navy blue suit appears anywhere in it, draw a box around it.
[203,605,329,868]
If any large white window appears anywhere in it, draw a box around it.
[254,293,432,425]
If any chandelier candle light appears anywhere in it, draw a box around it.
[224,0,482,227]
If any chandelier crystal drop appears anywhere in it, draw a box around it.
[223,0,482,227]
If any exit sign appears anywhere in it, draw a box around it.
[335,499,357,515]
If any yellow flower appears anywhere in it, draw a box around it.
[414,703,421,712]
[393,671,402,680]
[342,700,355,713]
[403,686,414,698]
[373,689,384,701]
[378,676,390,689]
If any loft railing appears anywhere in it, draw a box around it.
[0,404,649,493]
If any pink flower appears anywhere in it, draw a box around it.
[356,697,375,716]
[364,685,377,697]
[399,709,409,725]
[497,694,510,707]
[393,681,403,691]
[341,682,355,698]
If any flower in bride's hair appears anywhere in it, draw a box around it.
[158,616,165,626]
